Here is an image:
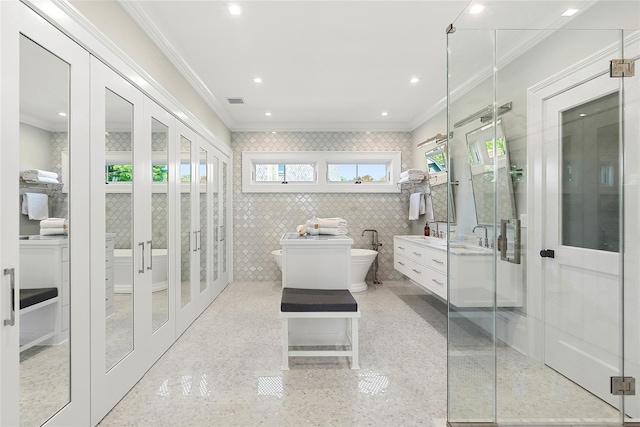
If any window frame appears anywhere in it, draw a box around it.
[242,151,401,193]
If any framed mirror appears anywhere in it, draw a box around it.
[465,119,517,225]
[424,142,456,223]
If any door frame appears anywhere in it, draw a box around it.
[526,34,638,364]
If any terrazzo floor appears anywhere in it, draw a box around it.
[97,280,621,426]
[18,280,622,426]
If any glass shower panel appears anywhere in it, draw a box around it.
[104,88,134,372]
[448,1,639,424]
[151,118,169,332]
[199,147,209,294]
[446,27,496,424]
[180,136,192,308]
[18,34,71,427]
[623,28,640,422]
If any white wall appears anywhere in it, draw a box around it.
[19,122,51,171]
[69,0,231,146]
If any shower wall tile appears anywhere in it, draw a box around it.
[232,131,413,281]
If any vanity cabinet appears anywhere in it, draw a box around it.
[394,237,447,300]
[394,236,522,307]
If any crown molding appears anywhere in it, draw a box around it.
[117,1,236,129]
[45,0,232,156]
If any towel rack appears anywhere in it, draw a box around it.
[19,179,63,197]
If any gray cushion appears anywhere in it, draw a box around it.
[281,288,357,312]
[20,288,58,310]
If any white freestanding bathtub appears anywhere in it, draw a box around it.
[271,248,377,292]
[113,248,168,293]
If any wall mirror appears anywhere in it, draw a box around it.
[466,119,517,225]
[425,142,456,223]
[19,34,71,426]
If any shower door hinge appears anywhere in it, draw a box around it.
[610,59,635,77]
[446,24,456,34]
[611,376,636,395]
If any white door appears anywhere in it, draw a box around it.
[1,3,91,425]
[542,70,624,408]
[90,58,150,424]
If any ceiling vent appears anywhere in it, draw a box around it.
[226,97,245,104]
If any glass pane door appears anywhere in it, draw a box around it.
[199,146,209,297]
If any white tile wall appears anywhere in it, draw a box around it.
[232,131,414,281]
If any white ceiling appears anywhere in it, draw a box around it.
[120,1,471,132]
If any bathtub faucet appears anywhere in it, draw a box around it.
[362,229,382,251]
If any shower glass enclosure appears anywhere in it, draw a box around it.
[446,1,640,424]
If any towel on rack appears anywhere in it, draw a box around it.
[419,193,426,215]
[22,170,59,184]
[400,169,425,182]
[40,218,68,229]
[409,192,423,220]
[40,227,67,236]
[425,194,435,222]
[21,193,49,220]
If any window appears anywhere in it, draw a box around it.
[242,151,401,193]
[255,163,315,182]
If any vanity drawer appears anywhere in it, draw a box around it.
[394,255,411,276]
[425,269,447,300]
[394,239,425,264]
[425,249,447,273]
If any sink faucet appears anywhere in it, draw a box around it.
[362,229,382,250]
[473,225,489,248]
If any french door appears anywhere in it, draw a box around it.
[1,2,91,425]
[176,130,229,336]
[89,58,176,424]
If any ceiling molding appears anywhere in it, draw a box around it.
[20,114,67,133]
[117,1,236,129]
[231,121,412,133]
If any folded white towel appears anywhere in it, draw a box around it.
[22,193,49,220]
[317,227,347,236]
[22,176,59,184]
[400,169,425,180]
[22,169,58,180]
[317,217,348,228]
[40,227,67,236]
[40,218,68,229]
[419,193,426,215]
[409,192,422,220]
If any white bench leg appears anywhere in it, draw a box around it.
[350,316,359,370]
[281,318,290,370]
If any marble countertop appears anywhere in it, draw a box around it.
[280,232,354,246]
[394,235,493,256]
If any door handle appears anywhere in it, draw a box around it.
[147,240,153,271]
[193,231,198,252]
[4,268,15,327]
[219,226,225,242]
[197,231,202,251]
[540,249,555,258]
[139,242,145,273]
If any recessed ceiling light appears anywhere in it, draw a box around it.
[265,112,272,117]
[58,112,67,117]
[562,8,579,17]
[381,112,388,117]
[228,4,242,15]
[469,4,485,14]
[410,77,420,84]
[579,113,586,117]
[253,77,262,84]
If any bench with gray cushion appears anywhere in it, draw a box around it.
[19,287,59,352]
[280,287,360,370]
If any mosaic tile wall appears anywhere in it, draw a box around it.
[231,131,414,281]
[49,132,171,249]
